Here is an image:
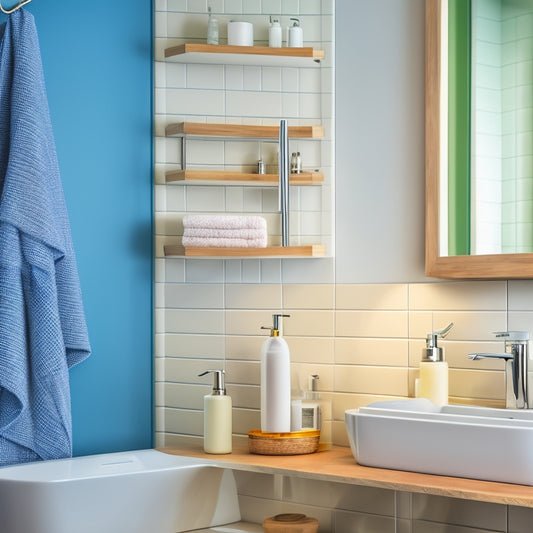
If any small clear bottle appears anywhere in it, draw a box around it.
[207,7,219,45]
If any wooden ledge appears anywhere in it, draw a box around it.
[160,445,533,508]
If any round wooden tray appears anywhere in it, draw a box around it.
[248,429,320,455]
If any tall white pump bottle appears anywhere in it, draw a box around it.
[260,314,291,433]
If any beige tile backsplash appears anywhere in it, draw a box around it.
[156,280,533,446]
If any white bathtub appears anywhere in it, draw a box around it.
[0,449,258,533]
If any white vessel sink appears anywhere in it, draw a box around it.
[345,399,533,486]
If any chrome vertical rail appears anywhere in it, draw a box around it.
[278,119,290,246]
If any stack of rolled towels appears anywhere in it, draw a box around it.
[182,215,268,248]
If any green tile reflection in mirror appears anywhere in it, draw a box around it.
[448,0,471,256]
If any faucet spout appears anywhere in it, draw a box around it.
[468,331,530,409]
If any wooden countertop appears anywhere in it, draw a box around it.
[160,445,533,508]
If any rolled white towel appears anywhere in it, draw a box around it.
[183,215,267,231]
[182,235,268,248]
[183,227,266,239]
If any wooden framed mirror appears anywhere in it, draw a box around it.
[426,0,533,278]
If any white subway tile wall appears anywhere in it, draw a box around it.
[154,2,533,532]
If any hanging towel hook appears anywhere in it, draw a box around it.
[0,0,32,14]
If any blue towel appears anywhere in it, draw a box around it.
[0,9,91,465]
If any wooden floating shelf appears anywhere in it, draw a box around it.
[164,43,325,67]
[165,169,324,185]
[161,445,533,508]
[164,244,326,258]
[165,122,324,139]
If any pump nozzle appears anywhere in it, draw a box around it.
[261,314,290,337]
[424,322,454,362]
[198,369,226,395]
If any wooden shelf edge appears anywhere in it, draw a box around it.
[165,169,324,185]
[164,244,326,258]
[165,122,324,139]
[159,445,533,508]
[164,43,325,61]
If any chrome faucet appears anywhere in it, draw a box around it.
[468,331,531,409]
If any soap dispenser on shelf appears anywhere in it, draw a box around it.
[416,322,454,406]
[260,314,291,433]
[198,370,232,454]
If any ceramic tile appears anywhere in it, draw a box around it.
[281,257,335,284]
[226,90,282,117]
[186,186,226,212]
[226,310,277,335]
[163,383,205,409]
[226,383,260,409]
[233,471,282,500]
[242,259,262,283]
[260,259,282,283]
[187,139,225,166]
[335,311,408,338]
[336,284,408,310]
[186,64,224,89]
[412,521,499,533]
[155,283,165,308]
[233,407,260,435]
[287,336,334,363]
[165,309,224,334]
[449,368,505,401]
[409,281,506,311]
[290,362,333,392]
[185,259,224,282]
[283,477,395,516]
[283,310,334,337]
[225,360,261,385]
[509,505,533,533]
[164,407,203,436]
[165,87,225,115]
[411,494,506,531]
[283,284,334,309]
[335,338,409,367]
[226,335,263,361]
[165,333,225,357]
[334,510,395,533]
[164,357,224,383]
[166,186,186,211]
[165,283,224,308]
[335,366,408,397]
[226,284,282,309]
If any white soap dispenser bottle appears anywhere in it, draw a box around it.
[416,322,454,406]
[198,370,232,454]
[269,16,282,48]
[260,314,291,433]
[288,18,303,47]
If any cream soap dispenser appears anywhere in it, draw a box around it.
[417,322,454,406]
[198,370,232,454]
[260,314,291,433]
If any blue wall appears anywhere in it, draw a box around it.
[1,1,153,455]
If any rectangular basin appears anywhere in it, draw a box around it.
[0,449,241,533]
[345,399,533,486]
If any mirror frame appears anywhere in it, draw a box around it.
[425,0,533,279]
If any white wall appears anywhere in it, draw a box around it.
[335,0,427,283]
